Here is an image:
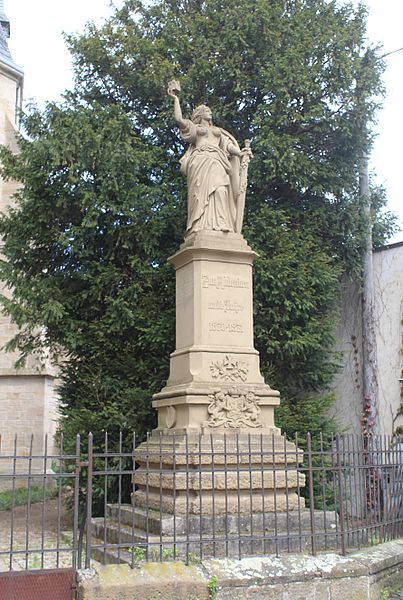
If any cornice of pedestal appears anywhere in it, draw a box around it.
[152,381,280,406]
[169,230,258,269]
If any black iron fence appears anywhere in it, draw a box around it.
[0,432,402,571]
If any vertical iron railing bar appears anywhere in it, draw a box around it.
[159,431,163,562]
[392,435,400,540]
[198,431,203,561]
[173,431,177,561]
[387,434,395,538]
[56,433,64,568]
[399,436,403,537]
[117,431,123,563]
[361,434,369,544]
[307,432,316,556]
[283,434,290,553]
[368,435,376,541]
[236,432,241,560]
[382,434,389,538]
[373,435,379,539]
[72,434,81,570]
[9,434,17,571]
[248,433,253,555]
[145,431,150,562]
[295,433,302,553]
[85,432,93,569]
[271,433,279,556]
[260,433,267,555]
[356,434,365,546]
[369,435,377,541]
[131,431,136,569]
[343,435,352,550]
[383,435,392,541]
[388,435,396,540]
[40,433,48,569]
[351,434,360,550]
[391,434,399,540]
[387,433,395,541]
[103,432,108,565]
[185,431,190,565]
[210,432,216,558]
[24,434,34,569]
[224,432,229,558]
[335,434,346,556]
[377,435,384,544]
[319,432,328,550]
[330,433,340,549]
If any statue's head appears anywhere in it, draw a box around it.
[192,104,213,124]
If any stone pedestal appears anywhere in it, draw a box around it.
[153,230,280,435]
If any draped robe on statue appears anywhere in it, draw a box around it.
[179,120,241,235]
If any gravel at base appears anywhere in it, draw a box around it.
[0,498,101,572]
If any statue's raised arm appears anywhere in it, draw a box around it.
[167,80,252,237]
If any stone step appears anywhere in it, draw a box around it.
[90,537,133,566]
[105,503,339,536]
[90,531,343,563]
[91,516,347,562]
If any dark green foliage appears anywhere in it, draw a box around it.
[0,0,397,457]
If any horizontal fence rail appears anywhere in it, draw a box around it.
[0,432,402,571]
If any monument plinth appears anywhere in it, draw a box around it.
[152,230,280,434]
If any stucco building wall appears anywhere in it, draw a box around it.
[330,242,403,435]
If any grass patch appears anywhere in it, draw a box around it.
[0,485,57,511]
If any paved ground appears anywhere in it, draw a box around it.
[0,498,75,571]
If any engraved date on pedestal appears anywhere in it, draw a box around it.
[210,356,249,382]
[207,388,261,428]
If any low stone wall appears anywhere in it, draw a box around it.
[77,539,403,600]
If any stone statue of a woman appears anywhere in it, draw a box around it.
[168,82,252,236]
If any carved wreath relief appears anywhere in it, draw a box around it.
[210,355,249,382]
[207,388,261,428]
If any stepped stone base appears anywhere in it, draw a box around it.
[91,504,341,564]
[134,431,304,516]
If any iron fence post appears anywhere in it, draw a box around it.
[335,434,347,555]
[307,432,316,556]
[85,433,93,569]
[72,434,81,570]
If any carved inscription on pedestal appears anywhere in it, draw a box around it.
[202,275,249,289]
[201,270,250,341]
[207,388,261,428]
[208,300,244,314]
[210,356,249,382]
[208,322,243,333]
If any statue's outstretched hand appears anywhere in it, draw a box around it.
[167,80,181,98]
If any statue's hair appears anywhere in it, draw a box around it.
[191,104,211,124]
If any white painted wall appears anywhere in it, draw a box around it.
[330,243,403,435]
